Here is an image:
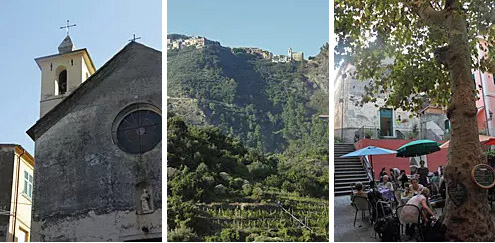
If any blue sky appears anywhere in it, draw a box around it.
[167,0,329,57]
[0,1,161,154]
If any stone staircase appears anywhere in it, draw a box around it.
[334,143,371,196]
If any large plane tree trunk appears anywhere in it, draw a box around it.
[429,1,495,241]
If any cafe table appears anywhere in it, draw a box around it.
[400,193,413,205]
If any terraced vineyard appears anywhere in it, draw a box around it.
[198,191,329,242]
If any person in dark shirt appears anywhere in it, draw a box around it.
[397,169,409,188]
[350,182,368,202]
[418,160,429,186]
[389,168,400,182]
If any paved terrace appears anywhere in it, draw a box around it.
[334,195,495,242]
[334,196,382,242]
[334,195,438,242]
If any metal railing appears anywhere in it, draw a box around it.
[396,130,406,140]
[362,155,375,184]
[354,126,380,141]
[354,126,364,142]
[420,127,445,141]
[354,126,419,142]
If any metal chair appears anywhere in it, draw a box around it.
[352,195,371,227]
[396,204,424,241]
[376,200,393,217]
[428,182,445,213]
[429,181,440,196]
[392,190,403,208]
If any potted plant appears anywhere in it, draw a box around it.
[364,129,373,139]
[408,124,419,139]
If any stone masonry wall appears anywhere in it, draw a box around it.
[31,43,162,241]
[0,147,14,241]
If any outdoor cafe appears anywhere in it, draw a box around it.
[341,137,495,241]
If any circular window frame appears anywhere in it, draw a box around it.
[112,103,162,154]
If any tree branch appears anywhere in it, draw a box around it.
[434,45,451,68]
[410,0,449,29]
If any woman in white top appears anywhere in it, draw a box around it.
[406,178,424,195]
[402,188,436,221]
[379,175,394,191]
[400,187,437,239]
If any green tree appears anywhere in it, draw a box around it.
[336,0,495,240]
[251,186,264,200]
[242,183,252,196]
[247,161,273,181]
[167,226,200,242]
[220,228,243,242]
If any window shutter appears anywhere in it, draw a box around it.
[23,176,28,194]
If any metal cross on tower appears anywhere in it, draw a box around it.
[129,34,141,42]
[60,20,76,36]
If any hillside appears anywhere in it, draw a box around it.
[167,35,329,242]
[167,116,329,241]
[167,34,329,154]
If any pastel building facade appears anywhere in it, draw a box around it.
[474,38,495,136]
[0,145,34,242]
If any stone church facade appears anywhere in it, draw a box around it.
[27,36,162,241]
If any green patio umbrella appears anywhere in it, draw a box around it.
[396,139,442,157]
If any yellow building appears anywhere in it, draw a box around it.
[0,145,34,242]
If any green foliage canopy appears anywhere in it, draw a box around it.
[335,0,495,113]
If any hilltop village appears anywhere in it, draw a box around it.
[167,33,329,242]
[167,35,304,62]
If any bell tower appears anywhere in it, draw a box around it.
[35,21,96,117]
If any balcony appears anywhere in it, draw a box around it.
[354,126,420,142]
[354,125,449,142]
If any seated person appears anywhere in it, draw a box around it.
[430,171,440,183]
[397,170,409,188]
[350,182,368,203]
[432,175,446,203]
[389,167,400,182]
[378,175,394,191]
[378,175,396,201]
[406,178,424,196]
[400,188,437,238]
[379,167,388,183]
